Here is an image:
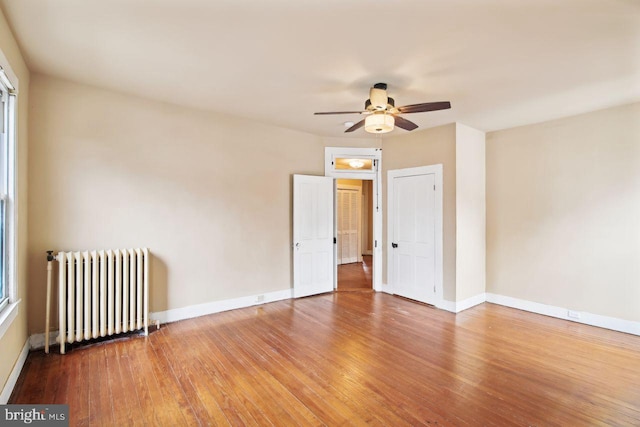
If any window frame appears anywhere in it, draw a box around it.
[0,63,18,340]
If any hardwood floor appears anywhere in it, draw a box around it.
[337,255,372,291]
[10,293,640,426]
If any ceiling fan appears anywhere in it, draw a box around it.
[314,83,451,134]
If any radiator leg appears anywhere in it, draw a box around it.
[45,251,54,354]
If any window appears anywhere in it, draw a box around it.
[0,66,15,316]
[324,147,380,179]
[334,158,374,171]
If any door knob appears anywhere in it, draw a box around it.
[392,242,398,248]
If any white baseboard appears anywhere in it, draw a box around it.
[455,293,487,312]
[382,283,485,314]
[150,288,293,324]
[0,338,29,404]
[383,288,639,336]
[437,293,486,313]
[381,282,393,294]
[29,289,294,350]
[436,299,456,312]
[31,288,637,354]
[486,293,640,336]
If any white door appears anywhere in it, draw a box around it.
[391,173,437,304]
[293,175,334,298]
[337,188,360,265]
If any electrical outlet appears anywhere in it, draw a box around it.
[256,295,265,303]
[567,310,581,320]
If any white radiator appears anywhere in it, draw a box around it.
[56,248,149,354]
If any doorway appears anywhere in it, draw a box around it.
[324,147,382,292]
[336,179,373,291]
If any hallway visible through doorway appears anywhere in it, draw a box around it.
[337,255,372,291]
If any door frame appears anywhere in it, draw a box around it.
[325,147,382,292]
[387,164,444,306]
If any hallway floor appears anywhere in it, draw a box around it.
[337,255,372,291]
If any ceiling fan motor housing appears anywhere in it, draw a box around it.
[365,97,395,111]
[369,86,388,110]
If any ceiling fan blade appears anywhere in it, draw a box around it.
[314,111,367,115]
[397,101,451,114]
[344,119,365,133]
[393,115,419,131]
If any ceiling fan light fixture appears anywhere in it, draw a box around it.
[365,113,394,134]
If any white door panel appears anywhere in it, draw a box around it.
[294,175,334,298]
[391,173,436,304]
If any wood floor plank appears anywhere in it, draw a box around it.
[258,324,435,424]
[39,353,64,406]
[143,330,199,426]
[239,302,446,426]
[157,322,234,426]
[86,346,115,427]
[107,341,140,426]
[204,308,373,426]
[213,309,405,426]
[72,349,92,424]
[149,324,208,425]
[123,339,166,426]
[326,294,606,425]
[290,296,497,425]
[136,342,192,426]
[9,293,640,426]
[11,350,45,403]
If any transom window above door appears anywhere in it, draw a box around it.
[325,147,381,179]
[334,158,373,171]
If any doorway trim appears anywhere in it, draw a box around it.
[387,164,444,306]
[325,147,382,292]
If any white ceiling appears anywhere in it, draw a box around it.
[1,0,639,137]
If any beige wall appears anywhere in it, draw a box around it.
[27,74,326,334]
[0,7,29,396]
[382,124,457,301]
[455,123,486,301]
[321,137,381,149]
[486,103,640,322]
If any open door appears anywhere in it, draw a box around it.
[293,174,334,298]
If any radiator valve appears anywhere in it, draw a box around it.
[46,250,55,262]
